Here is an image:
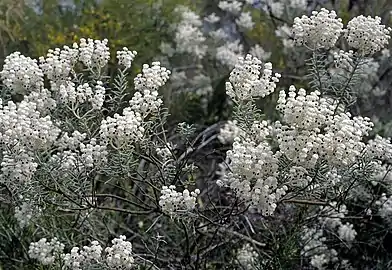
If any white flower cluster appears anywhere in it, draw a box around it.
[14,201,41,228]
[218,52,390,215]
[333,50,354,70]
[79,138,108,168]
[159,185,200,217]
[293,9,391,55]
[226,54,281,100]
[55,131,85,150]
[174,6,207,58]
[204,12,220,24]
[301,203,358,269]
[319,203,357,243]
[249,44,271,62]
[0,98,60,184]
[218,120,245,144]
[0,99,60,150]
[24,87,56,114]
[38,44,79,83]
[276,24,294,49]
[1,148,38,183]
[28,238,65,265]
[301,227,338,270]
[235,11,254,30]
[345,15,391,55]
[216,40,244,68]
[63,241,103,270]
[276,86,373,168]
[218,0,243,14]
[57,81,106,109]
[263,0,284,17]
[100,62,169,147]
[366,135,392,161]
[236,243,259,269]
[292,8,343,49]
[116,47,137,69]
[100,109,145,147]
[131,62,169,116]
[63,236,135,269]
[287,0,307,10]
[105,235,135,269]
[376,193,392,225]
[156,143,175,162]
[217,137,287,215]
[79,38,110,69]
[0,52,44,94]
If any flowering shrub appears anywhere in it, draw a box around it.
[1,3,392,270]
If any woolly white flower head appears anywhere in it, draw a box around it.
[28,238,64,265]
[116,47,137,69]
[236,11,254,30]
[345,15,391,55]
[105,235,135,269]
[79,38,110,68]
[218,0,243,14]
[63,241,103,269]
[236,243,259,269]
[1,52,44,94]
[174,7,207,58]
[216,40,244,68]
[159,185,200,217]
[217,138,286,216]
[226,54,281,100]
[38,44,79,83]
[292,8,343,49]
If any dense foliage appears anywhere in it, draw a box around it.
[1,0,392,269]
